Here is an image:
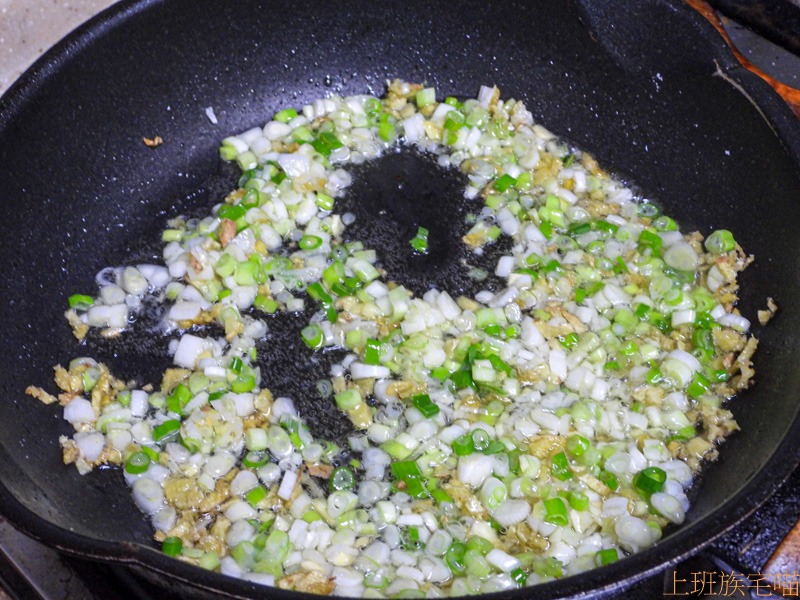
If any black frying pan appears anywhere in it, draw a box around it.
[1,0,800,598]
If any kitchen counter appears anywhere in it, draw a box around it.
[0,0,117,95]
[1,0,798,98]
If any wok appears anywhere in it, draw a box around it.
[1,0,800,598]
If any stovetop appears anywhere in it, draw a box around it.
[2,465,799,600]
[0,8,798,600]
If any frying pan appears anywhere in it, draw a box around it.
[1,0,800,598]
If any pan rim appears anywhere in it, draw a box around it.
[1,0,800,598]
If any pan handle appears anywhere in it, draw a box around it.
[684,0,800,119]
[761,518,800,596]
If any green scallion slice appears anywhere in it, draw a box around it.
[68,294,94,310]
[330,466,356,491]
[599,470,619,491]
[378,122,397,143]
[566,434,590,457]
[471,429,490,451]
[446,542,467,574]
[550,452,572,481]
[510,567,528,586]
[453,434,474,456]
[633,466,667,495]
[246,486,268,507]
[596,548,619,565]
[493,174,516,192]
[334,389,361,411]
[242,451,269,468]
[301,324,324,350]
[543,497,568,526]
[410,226,429,254]
[364,339,381,366]
[390,460,422,480]
[153,420,181,442]
[412,394,439,418]
[231,375,255,393]
[273,108,297,123]
[162,536,183,556]
[299,235,323,250]
[704,229,736,254]
[568,492,589,511]
[125,451,151,475]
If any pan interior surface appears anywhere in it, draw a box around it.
[1,0,799,598]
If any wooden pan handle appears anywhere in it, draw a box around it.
[762,518,800,595]
[684,0,800,118]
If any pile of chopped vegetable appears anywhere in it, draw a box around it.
[31,79,761,596]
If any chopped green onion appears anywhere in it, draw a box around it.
[687,373,711,399]
[273,108,297,123]
[559,332,579,349]
[162,537,182,557]
[246,486,267,507]
[330,467,356,491]
[550,452,572,481]
[199,551,220,570]
[483,440,506,455]
[638,202,660,217]
[543,497,568,526]
[415,87,436,107]
[242,451,269,468]
[412,394,439,418]
[568,222,591,236]
[444,113,465,131]
[299,235,323,250]
[511,567,528,586]
[446,542,467,575]
[68,294,94,310]
[654,215,678,231]
[488,354,512,375]
[363,98,381,113]
[335,389,361,411]
[125,451,151,474]
[320,131,343,149]
[431,488,453,505]
[705,229,736,254]
[599,470,619,491]
[153,420,181,442]
[231,375,255,393]
[596,549,619,565]
[390,460,422,480]
[141,446,160,462]
[218,204,246,221]
[471,429,490,451]
[596,220,619,235]
[410,226,429,254]
[378,122,397,142]
[566,434,590,457]
[462,551,492,578]
[634,466,667,495]
[465,536,494,555]
[494,174,516,192]
[453,434,474,456]
[301,324,324,350]
[166,383,192,415]
[568,492,589,511]
[365,339,381,366]
[638,230,663,254]
[316,191,335,211]
[404,478,430,499]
